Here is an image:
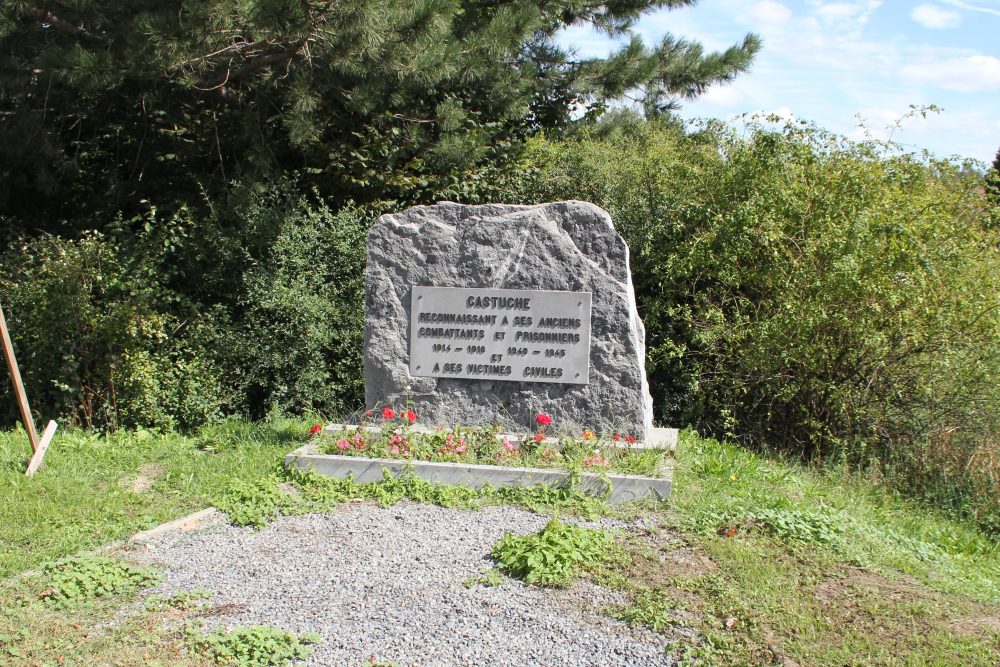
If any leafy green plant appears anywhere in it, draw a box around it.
[39,556,161,607]
[607,588,683,632]
[687,505,842,548]
[522,117,1000,528]
[213,465,622,530]
[492,517,614,586]
[213,477,299,529]
[184,623,320,666]
[464,569,504,588]
[753,507,842,546]
[145,589,213,612]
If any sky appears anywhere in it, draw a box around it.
[557,0,1000,165]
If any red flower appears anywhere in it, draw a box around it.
[625,435,636,444]
[309,424,322,436]
[405,409,417,423]
[535,413,552,426]
[382,407,396,419]
[612,433,621,441]
[533,433,544,443]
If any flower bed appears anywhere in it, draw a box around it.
[312,410,671,477]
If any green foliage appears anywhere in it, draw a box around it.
[492,517,614,586]
[519,117,1000,528]
[184,622,320,667]
[144,589,213,612]
[213,464,620,530]
[39,556,161,608]
[464,569,504,588]
[0,194,367,430]
[607,588,683,632]
[213,477,298,529]
[0,1,759,235]
[0,232,228,431]
[226,194,368,418]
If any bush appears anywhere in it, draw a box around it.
[0,188,367,430]
[226,191,367,419]
[518,116,999,528]
[0,232,227,431]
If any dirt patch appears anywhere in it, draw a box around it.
[812,564,1000,646]
[813,566,925,606]
[129,464,165,494]
[948,615,1000,635]
[622,525,718,585]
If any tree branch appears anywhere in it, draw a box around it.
[23,7,101,41]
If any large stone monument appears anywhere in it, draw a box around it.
[364,201,654,439]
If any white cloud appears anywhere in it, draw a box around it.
[748,0,794,26]
[911,4,963,28]
[901,55,1000,92]
[940,0,1000,17]
[808,1,883,30]
[701,84,744,107]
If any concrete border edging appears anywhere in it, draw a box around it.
[285,443,672,504]
[128,508,219,546]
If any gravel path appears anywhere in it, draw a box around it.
[132,502,677,666]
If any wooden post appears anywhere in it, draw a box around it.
[26,420,57,477]
[0,302,40,454]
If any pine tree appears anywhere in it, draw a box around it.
[0,1,760,231]
[987,147,1000,203]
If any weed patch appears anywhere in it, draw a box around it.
[492,517,615,586]
[607,588,685,632]
[145,589,214,612]
[184,623,320,666]
[38,555,161,608]
[464,569,503,588]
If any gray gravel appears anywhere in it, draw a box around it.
[130,502,677,666]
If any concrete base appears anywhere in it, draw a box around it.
[285,437,673,505]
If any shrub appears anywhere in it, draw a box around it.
[227,191,367,419]
[518,116,999,528]
[0,232,227,431]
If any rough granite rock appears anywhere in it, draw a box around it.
[364,201,654,438]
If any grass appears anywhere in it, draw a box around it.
[1,421,998,666]
[0,418,302,577]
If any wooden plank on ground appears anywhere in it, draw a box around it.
[0,303,40,453]
[26,420,57,477]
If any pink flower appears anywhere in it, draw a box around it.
[502,438,519,453]
[535,413,552,426]
[336,438,350,451]
[382,407,396,419]
[533,433,544,443]
[582,452,609,468]
[309,424,322,437]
